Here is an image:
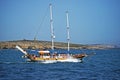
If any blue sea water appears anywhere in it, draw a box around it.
[0,49,120,80]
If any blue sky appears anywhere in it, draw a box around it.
[0,0,120,44]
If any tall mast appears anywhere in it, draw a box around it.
[66,11,70,53]
[50,4,55,51]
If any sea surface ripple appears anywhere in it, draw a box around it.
[0,49,120,80]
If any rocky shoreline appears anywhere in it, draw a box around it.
[0,40,116,49]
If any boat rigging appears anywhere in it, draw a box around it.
[16,4,87,63]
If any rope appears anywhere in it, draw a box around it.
[34,6,49,40]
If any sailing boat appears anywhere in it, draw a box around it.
[16,4,87,63]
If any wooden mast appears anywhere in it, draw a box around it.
[50,4,55,52]
[66,11,70,54]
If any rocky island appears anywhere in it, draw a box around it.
[0,40,116,49]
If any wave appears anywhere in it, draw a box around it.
[0,61,37,64]
[0,58,82,64]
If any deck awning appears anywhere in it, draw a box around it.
[38,51,50,54]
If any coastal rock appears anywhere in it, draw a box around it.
[0,40,115,49]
